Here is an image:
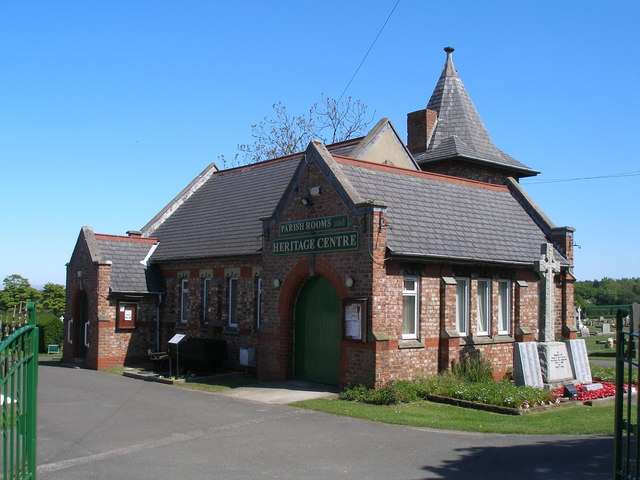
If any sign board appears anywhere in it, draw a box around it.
[344,298,366,341]
[279,215,348,236]
[168,334,186,345]
[273,231,358,256]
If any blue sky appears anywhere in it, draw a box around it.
[1,0,638,288]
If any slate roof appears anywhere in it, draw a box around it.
[150,156,300,261]
[147,138,365,262]
[334,157,567,266]
[414,47,538,177]
[93,235,164,293]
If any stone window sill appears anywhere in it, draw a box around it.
[398,339,425,349]
[462,335,515,345]
[223,326,239,335]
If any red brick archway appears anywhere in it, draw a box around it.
[275,257,348,379]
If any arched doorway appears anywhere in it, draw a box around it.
[293,276,340,385]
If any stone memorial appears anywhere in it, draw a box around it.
[601,323,611,334]
[583,383,603,392]
[535,243,560,343]
[580,326,590,337]
[537,342,574,388]
[566,338,593,384]
[514,342,543,389]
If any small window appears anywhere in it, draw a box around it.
[180,279,189,323]
[255,277,262,329]
[456,278,469,336]
[202,278,211,324]
[497,280,511,334]
[402,277,419,339]
[476,280,490,335]
[117,303,137,330]
[228,277,238,327]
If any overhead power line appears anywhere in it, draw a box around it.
[337,0,400,103]
[523,170,640,185]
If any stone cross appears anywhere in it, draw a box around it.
[535,243,560,342]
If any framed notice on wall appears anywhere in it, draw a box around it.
[117,303,138,330]
[343,298,367,341]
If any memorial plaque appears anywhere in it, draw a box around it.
[537,342,574,386]
[514,342,543,388]
[583,383,603,392]
[566,339,593,384]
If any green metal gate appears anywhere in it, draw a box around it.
[614,304,639,480]
[1,302,38,480]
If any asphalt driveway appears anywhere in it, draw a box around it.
[37,364,612,479]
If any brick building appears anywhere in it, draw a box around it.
[64,48,576,386]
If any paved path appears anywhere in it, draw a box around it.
[37,364,612,480]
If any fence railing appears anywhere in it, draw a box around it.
[614,304,639,479]
[1,302,39,480]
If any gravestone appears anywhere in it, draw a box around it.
[580,326,590,337]
[537,342,574,388]
[566,338,593,384]
[514,342,543,388]
[601,323,611,334]
[575,306,583,329]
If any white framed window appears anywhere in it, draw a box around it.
[402,276,419,339]
[456,278,469,336]
[476,279,490,335]
[179,279,189,323]
[228,277,238,327]
[202,278,211,324]
[255,277,262,329]
[497,280,511,335]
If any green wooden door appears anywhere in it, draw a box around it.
[294,276,340,385]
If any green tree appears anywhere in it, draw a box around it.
[575,277,640,306]
[0,274,41,312]
[40,283,66,317]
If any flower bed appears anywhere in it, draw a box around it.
[552,382,635,402]
[340,377,556,411]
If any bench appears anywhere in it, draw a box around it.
[147,349,169,361]
[47,344,60,355]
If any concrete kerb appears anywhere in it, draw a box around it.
[121,368,340,404]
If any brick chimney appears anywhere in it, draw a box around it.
[407,108,438,154]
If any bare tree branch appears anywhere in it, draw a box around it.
[232,95,375,164]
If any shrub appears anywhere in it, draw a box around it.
[451,352,494,382]
[340,376,554,409]
[340,381,421,405]
[37,313,63,353]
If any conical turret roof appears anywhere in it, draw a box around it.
[414,47,538,177]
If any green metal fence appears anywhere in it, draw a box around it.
[1,302,38,480]
[614,304,639,479]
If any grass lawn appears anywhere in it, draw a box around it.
[38,353,62,362]
[292,398,614,435]
[178,375,258,393]
[584,333,617,359]
[106,366,259,393]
